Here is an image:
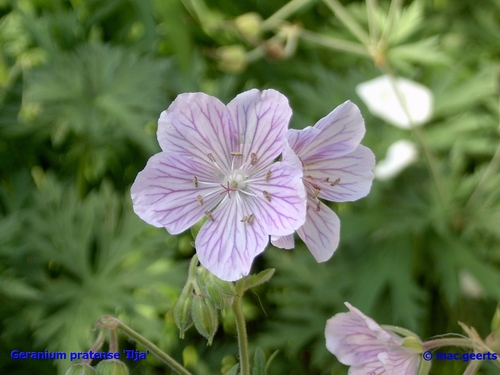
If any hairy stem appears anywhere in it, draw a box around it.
[232,279,250,375]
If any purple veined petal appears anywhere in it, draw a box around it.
[131,152,223,234]
[379,351,421,375]
[196,196,269,281]
[227,89,292,172]
[295,101,366,160]
[325,303,392,367]
[157,93,235,174]
[296,197,340,262]
[305,145,375,203]
[285,126,320,157]
[246,149,307,236]
[271,234,295,249]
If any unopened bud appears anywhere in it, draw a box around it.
[64,363,96,375]
[191,295,219,345]
[217,46,247,73]
[234,13,262,42]
[264,40,285,61]
[401,336,424,353]
[174,290,194,338]
[95,359,129,375]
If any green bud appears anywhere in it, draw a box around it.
[234,12,262,42]
[95,359,129,375]
[64,363,97,375]
[401,336,424,353]
[217,46,247,73]
[191,295,219,345]
[174,289,194,338]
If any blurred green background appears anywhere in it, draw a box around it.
[1,0,500,374]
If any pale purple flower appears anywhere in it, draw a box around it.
[272,101,375,262]
[325,302,421,375]
[131,89,306,281]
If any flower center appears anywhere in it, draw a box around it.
[228,171,247,190]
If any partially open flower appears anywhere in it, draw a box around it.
[374,140,418,180]
[356,75,433,129]
[326,302,422,375]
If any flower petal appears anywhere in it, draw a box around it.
[131,152,222,234]
[356,75,433,129]
[227,89,292,172]
[196,197,268,281]
[379,351,421,375]
[374,140,418,180]
[288,101,366,160]
[246,144,307,236]
[297,197,340,262]
[157,92,235,173]
[271,234,295,249]
[306,145,375,202]
[325,302,400,367]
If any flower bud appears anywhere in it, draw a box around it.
[264,40,285,61]
[191,295,219,345]
[95,359,129,375]
[64,363,97,375]
[217,46,247,73]
[234,12,262,42]
[174,289,194,339]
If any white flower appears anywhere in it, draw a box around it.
[356,75,433,129]
[374,140,418,180]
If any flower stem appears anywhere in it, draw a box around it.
[262,0,317,31]
[423,337,473,350]
[97,316,192,375]
[383,69,449,208]
[232,279,250,375]
[299,29,370,57]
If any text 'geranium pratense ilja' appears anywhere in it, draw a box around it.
[131,89,306,281]
[272,101,375,262]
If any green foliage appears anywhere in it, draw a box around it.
[1,0,500,374]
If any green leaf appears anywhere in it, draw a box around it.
[388,37,451,70]
[252,347,266,375]
[244,268,275,291]
[226,364,239,375]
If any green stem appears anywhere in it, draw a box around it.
[262,0,318,31]
[423,337,473,350]
[232,279,250,375]
[384,70,448,208]
[299,29,370,57]
[322,0,370,45]
[463,360,482,375]
[97,316,192,375]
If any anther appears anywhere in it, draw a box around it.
[316,201,321,212]
[231,151,243,156]
[247,213,255,224]
[324,177,330,182]
[306,204,310,211]
[197,195,203,206]
[330,178,340,186]
[240,215,248,222]
[313,189,320,199]
[204,211,214,221]
[207,153,216,162]
[193,176,198,188]
[265,170,271,182]
[250,152,258,165]
[263,191,271,202]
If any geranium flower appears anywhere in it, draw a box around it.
[326,302,422,375]
[356,75,434,129]
[272,101,375,262]
[374,139,418,180]
[131,89,307,281]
